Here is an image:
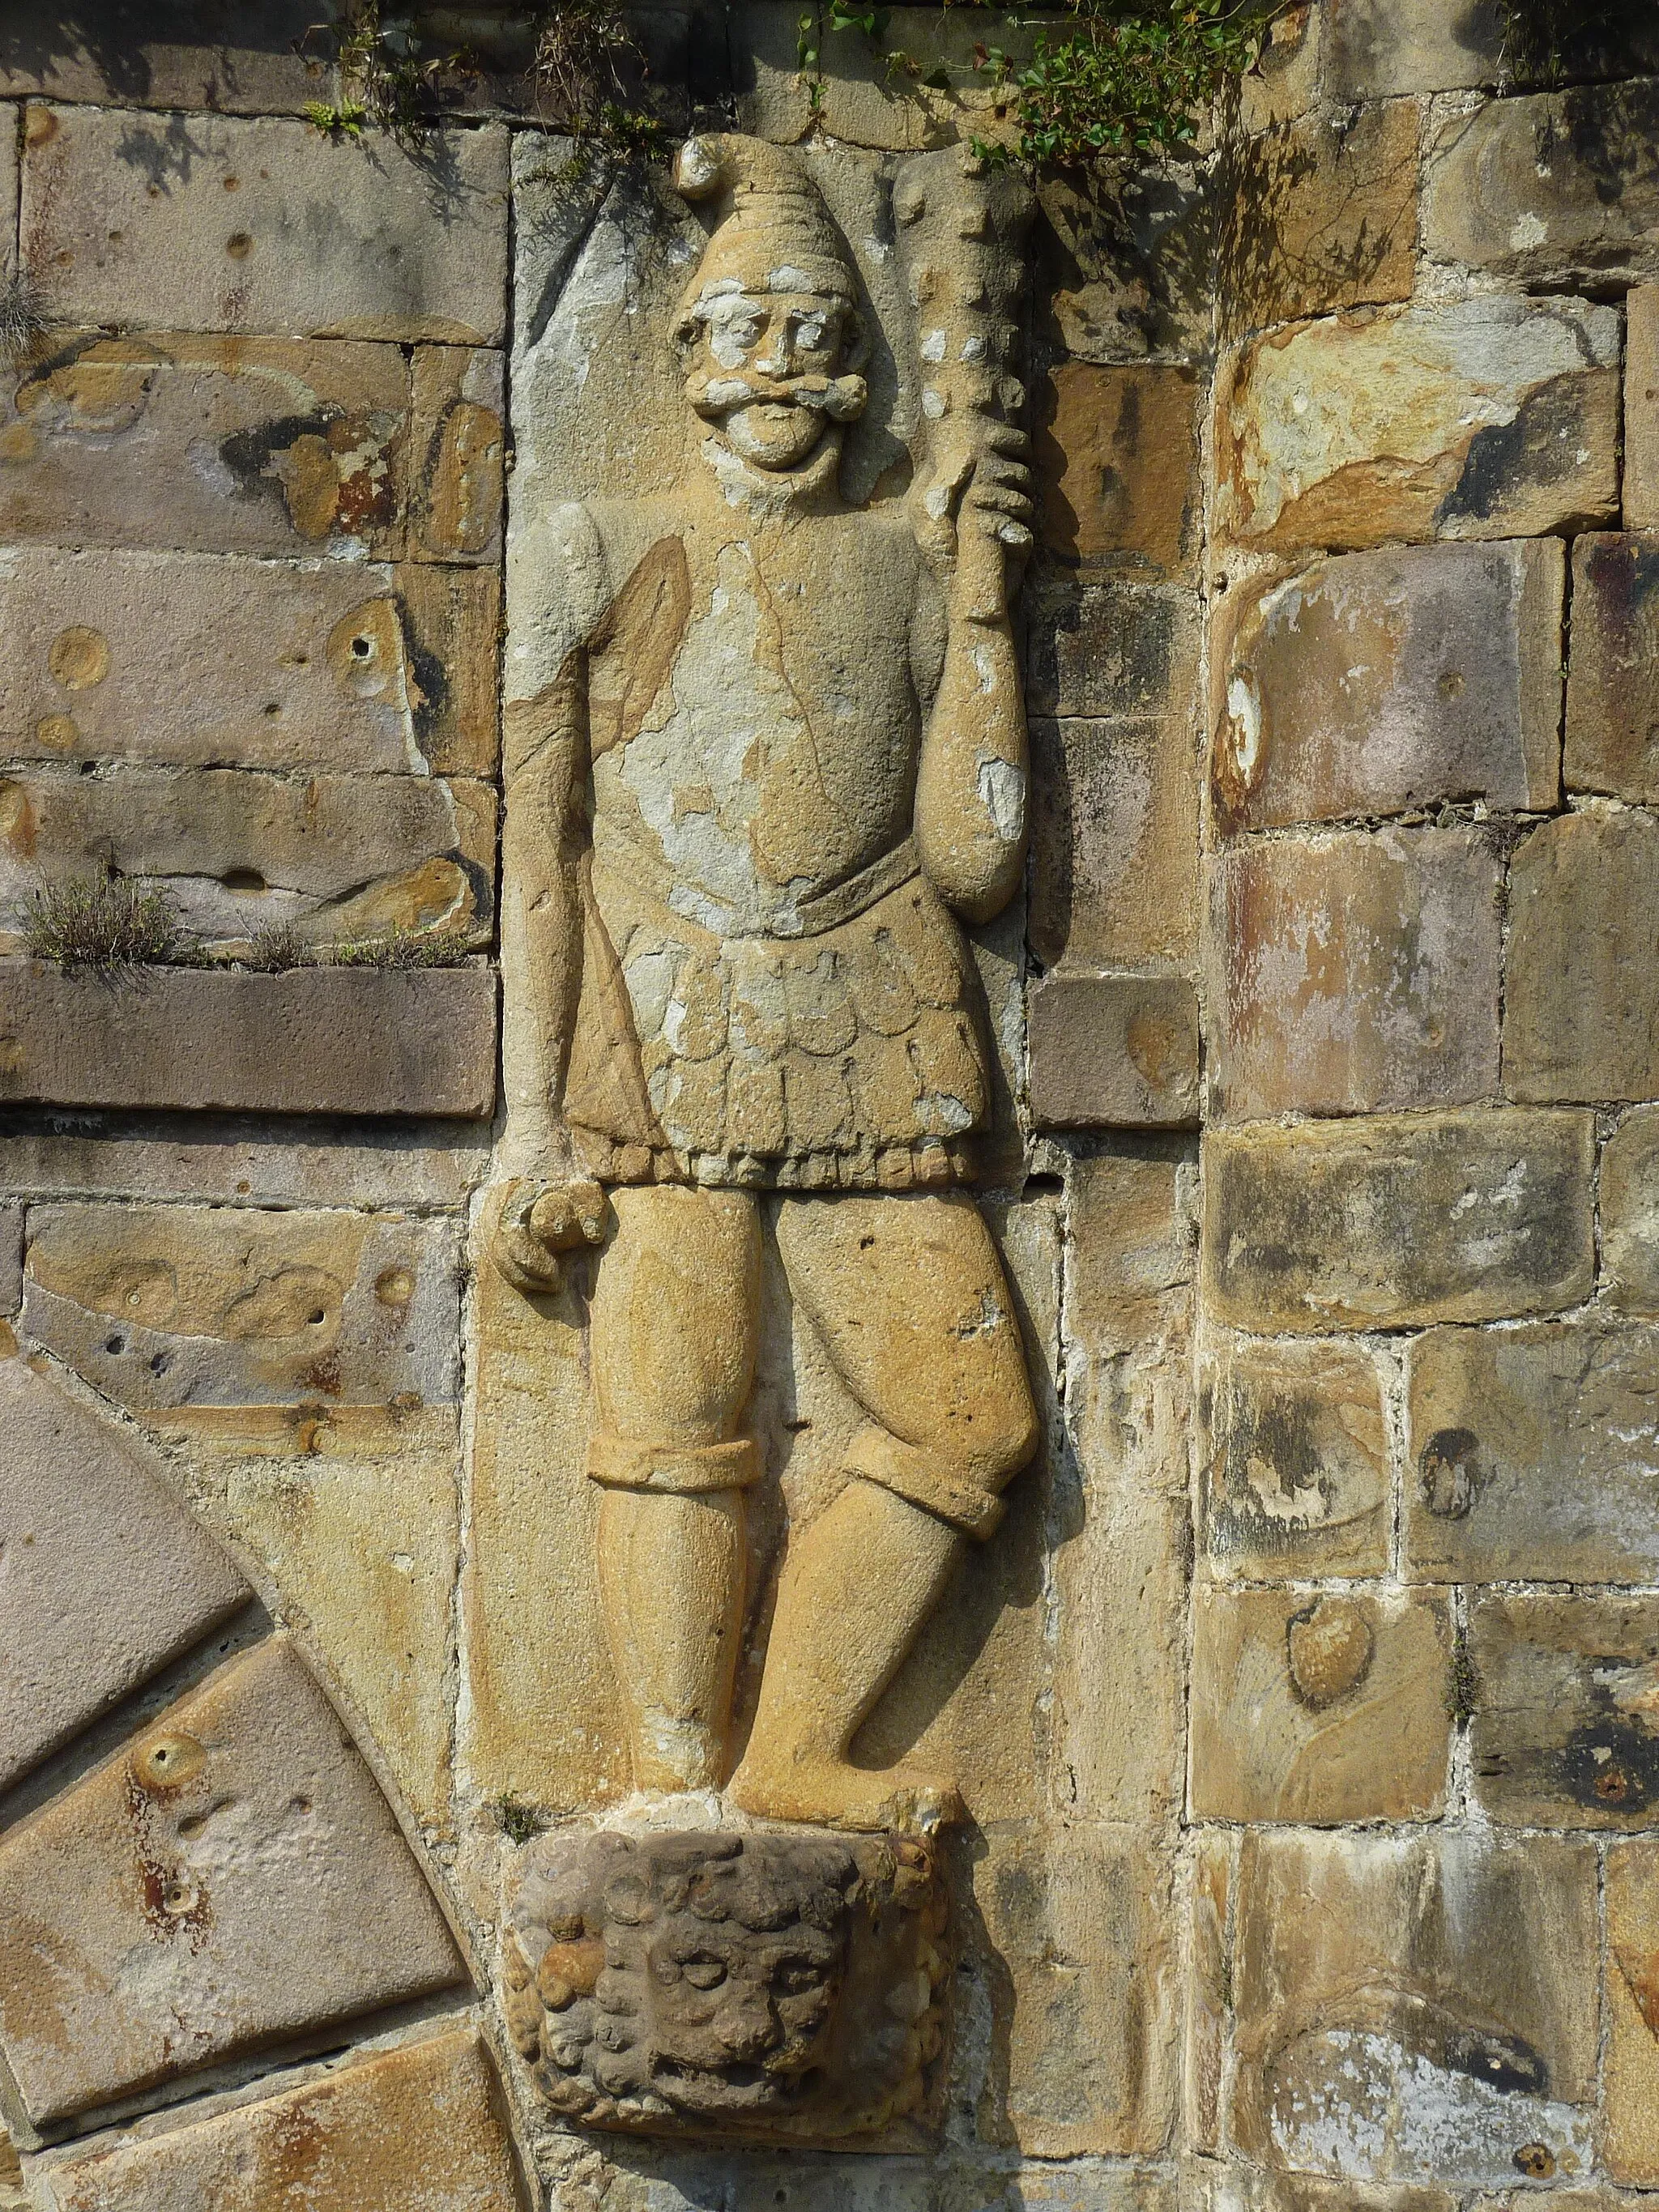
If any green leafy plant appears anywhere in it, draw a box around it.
[1495,0,1630,83]
[303,2,471,142]
[496,1794,544,1845]
[19,875,194,979]
[329,924,473,970]
[531,0,668,158]
[973,0,1282,168]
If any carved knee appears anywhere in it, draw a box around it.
[845,1361,1038,1541]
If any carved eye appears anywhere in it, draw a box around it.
[681,1958,727,1990]
[776,1963,827,1995]
[796,316,829,350]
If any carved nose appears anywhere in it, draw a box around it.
[720,1999,782,2059]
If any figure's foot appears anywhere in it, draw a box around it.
[727,1749,964,1834]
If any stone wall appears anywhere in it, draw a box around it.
[0,2,1657,2206]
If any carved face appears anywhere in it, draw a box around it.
[645,1907,844,2082]
[680,288,866,471]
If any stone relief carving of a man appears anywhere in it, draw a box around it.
[496,134,1038,1831]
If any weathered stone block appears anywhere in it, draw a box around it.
[0,964,498,1118]
[1054,1306,1191,1823]
[1035,158,1215,366]
[1028,972,1199,1131]
[1221,97,1418,332]
[1218,296,1620,552]
[505,1827,946,2144]
[1034,362,1201,579]
[1426,81,1659,286]
[0,1204,19,1315]
[1195,2179,1457,2212]
[1602,1106,1659,1311]
[1030,717,1198,970]
[1066,1153,1194,1357]
[0,1353,247,1794]
[1468,1592,1659,1830]
[0,1635,464,2125]
[1192,1587,1451,1823]
[1405,1320,1659,1583]
[1232,1829,1599,2182]
[1506,808,1659,1103]
[34,2029,527,2210]
[1217,539,1563,829]
[1629,288,1659,531]
[1606,1840,1659,2183]
[1323,0,1504,96]
[217,1450,458,1831]
[396,560,501,777]
[973,1823,1178,2158]
[1210,827,1502,1119]
[1563,534,1659,802]
[1201,1335,1391,1578]
[0,4,332,113]
[0,547,477,773]
[0,1123,488,1213]
[22,107,508,343]
[0,768,492,954]
[1186,1829,1230,2154]
[736,6,1037,151]
[410,343,505,565]
[1026,581,1201,720]
[1203,1110,1595,1332]
[1237,4,1322,132]
[22,1201,460,1426]
[0,333,413,558]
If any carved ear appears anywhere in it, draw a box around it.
[838,302,871,376]
[672,306,705,362]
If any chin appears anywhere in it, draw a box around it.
[723,406,829,472]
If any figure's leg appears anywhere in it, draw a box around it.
[588,1183,762,1793]
[728,1190,1037,1829]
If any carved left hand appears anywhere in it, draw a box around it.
[909,423,1034,612]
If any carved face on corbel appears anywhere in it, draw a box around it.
[503,1829,948,2142]
[674,285,869,471]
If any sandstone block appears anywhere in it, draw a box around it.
[1196,2179,1457,2212]
[973,1823,1178,2159]
[0,768,492,955]
[1323,0,1504,95]
[0,5,332,113]
[0,1204,18,1315]
[1218,296,1620,552]
[1237,5,1322,132]
[0,965,497,1118]
[1217,539,1563,829]
[0,333,413,559]
[1030,717,1198,970]
[1186,1830,1230,2153]
[1054,1319,1191,1824]
[1468,1592,1659,1830]
[1192,1587,1451,1823]
[0,1635,464,2124]
[219,1451,458,1830]
[1209,827,1503,1118]
[1506,808,1659,1102]
[1405,1320,1659,1583]
[1232,1829,1599,2183]
[411,344,505,565]
[396,560,501,778]
[1629,288,1659,531]
[1026,582,1201,719]
[736,6,1037,151]
[34,2029,527,2210]
[1066,1153,1194,1356]
[1426,81,1659,287]
[23,1201,461,1428]
[0,546,480,773]
[1563,534,1659,802]
[1035,158,1215,366]
[1034,363,1201,580]
[0,1353,246,1794]
[1028,973,1199,1130]
[1203,1110,1595,1332]
[1606,1840,1659,2183]
[1602,1106,1659,1310]
[1201,1335,1390,1578]
[1222,97,1418,333]
[22,108,508,343]
[0,1124,488,1213]
[0,117,17,288]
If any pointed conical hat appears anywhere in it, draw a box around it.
[674,134,856,309]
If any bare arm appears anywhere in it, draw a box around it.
[911,425,1032,925]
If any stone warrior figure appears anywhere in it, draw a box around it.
[496,133,1038,1832]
